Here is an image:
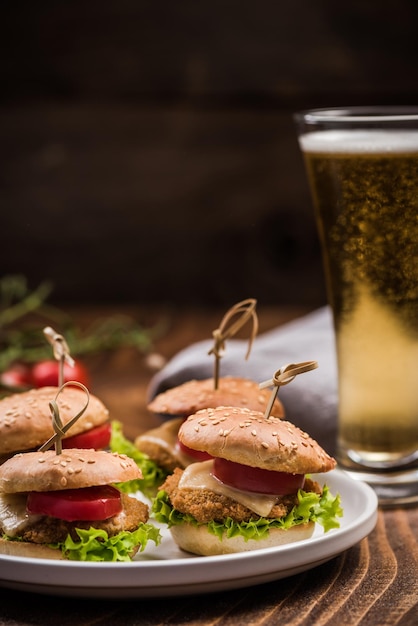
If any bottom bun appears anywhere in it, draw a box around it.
[0,537,64,560]
[170,522,315,556]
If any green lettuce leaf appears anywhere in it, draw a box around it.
[152,486,343,542]
[110,421,168,497]
[50,523,161,561]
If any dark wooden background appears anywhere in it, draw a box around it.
[2,0,418,308]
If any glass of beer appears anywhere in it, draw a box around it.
[294,107,418,505]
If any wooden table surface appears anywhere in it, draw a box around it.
[0,305,417,626]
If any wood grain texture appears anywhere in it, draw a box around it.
[0,306,417,625]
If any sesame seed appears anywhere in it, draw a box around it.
[60,461,67,467]
[194,426,199,432]
[87,459,95,464]
[38,458,45,463]
[67,467,74,474]
[261,442,269,449]
[251,430,257,436]
[223,429,230,437]
[218,429,224,436]
[60,477,67,486]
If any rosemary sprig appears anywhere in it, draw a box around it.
[0,275,163,373]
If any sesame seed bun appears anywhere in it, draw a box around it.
[0,386,109,457]
[170,521,315,556]
[178,406,336,474]
[147,376,285,418]
[0,449,142,493]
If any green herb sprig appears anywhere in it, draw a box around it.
[0,275,164,374]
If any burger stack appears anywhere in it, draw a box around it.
[0,386,161,560]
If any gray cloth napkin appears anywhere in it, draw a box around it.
[148,306,338,455]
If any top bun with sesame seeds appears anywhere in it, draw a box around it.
[0,449,141,493]
[0,386,110,461]
[147,376,285,419]
[178,406,336,475]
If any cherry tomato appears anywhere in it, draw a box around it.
[31,359,90,388]
[62,423,112,450]
[0,363,33,389]
[177,439,213,461]
[212,458,305,495]
[27,485,122,521]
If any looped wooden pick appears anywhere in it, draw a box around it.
[259,361,318,419]
[43,326,75,387]
[207,298,258,389]
[38,381,90,455]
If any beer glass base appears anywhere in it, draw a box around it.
[342,445,418,469]
[336,464,418,507]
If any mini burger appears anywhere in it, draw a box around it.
[136,376,285,474]
[0,449,160,560]
[0,386,111,463]
[153,406,342,555]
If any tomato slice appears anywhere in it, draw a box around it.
[177,439,213,461]
[0,363,32,390]
[27,485,122,521]
[62,423,112,450]
[31,359,90,388]
[212,457,305,495]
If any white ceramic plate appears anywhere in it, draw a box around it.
[0,470,378,598]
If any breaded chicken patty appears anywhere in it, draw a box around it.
[161,468,322,524]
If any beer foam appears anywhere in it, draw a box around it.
[299,130,418,154]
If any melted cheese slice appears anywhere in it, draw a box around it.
[0,493,42,537]
[178,460,277,517]
[138,419,194,468]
